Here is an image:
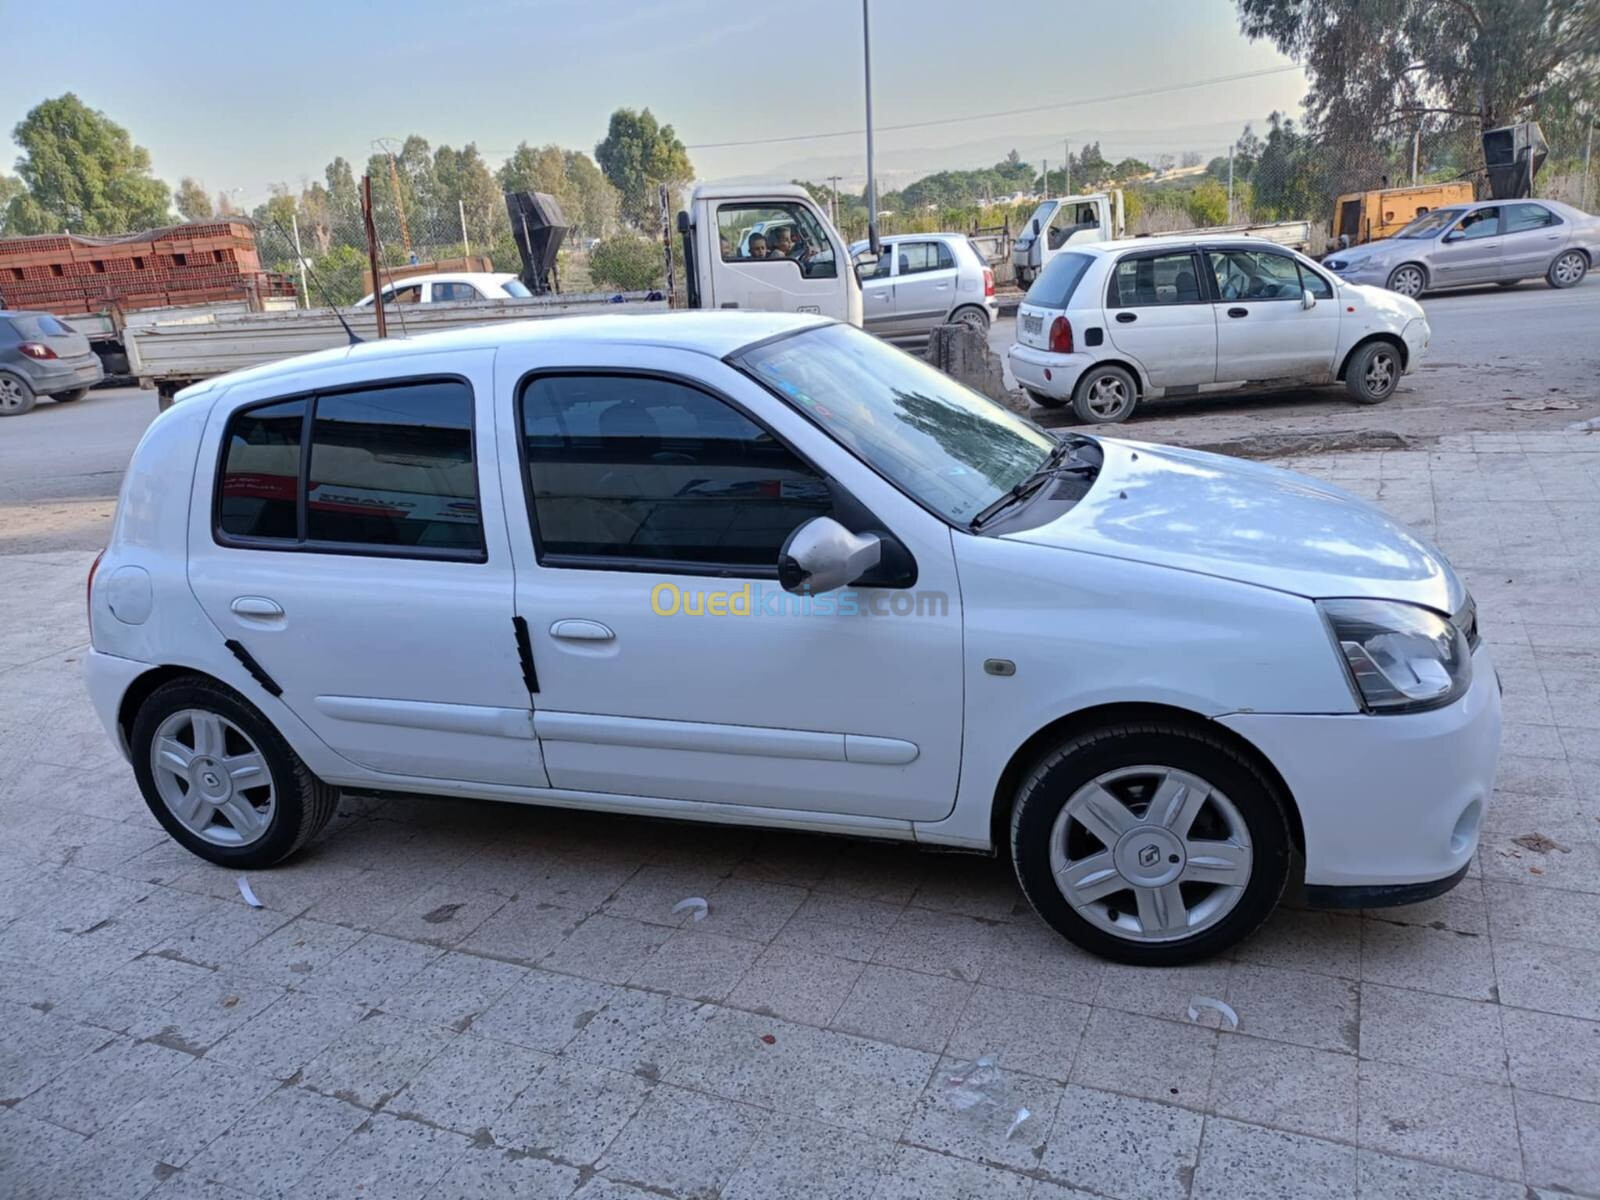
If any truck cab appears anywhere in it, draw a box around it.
[679,184,863,327]
[1011,191,1126,286]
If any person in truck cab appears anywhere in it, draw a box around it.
[746,234,770,259]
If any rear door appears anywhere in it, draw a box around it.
[889,240,959,335]
[1207,248,1341,382]
[1103,248,1217,387]
[13,313,98,370]
[1430,206,1503,285]
[1499,203,1567,280]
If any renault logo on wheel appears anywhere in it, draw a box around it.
[1138,844,1160,869]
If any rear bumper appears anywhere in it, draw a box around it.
[83,649,152,761]
[24,356,104,394]
[1007,343,1094,400]
[1218,644,1501,889]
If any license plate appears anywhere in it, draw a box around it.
[78,364,99,377]
[1022,314,1042,335]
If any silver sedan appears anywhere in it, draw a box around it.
[1323,198,1599,297]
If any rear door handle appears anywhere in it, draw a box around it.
[1227,307,1249,318]
[1115,312,1137,323]
[550,619,615,641]
[230,596,283,619]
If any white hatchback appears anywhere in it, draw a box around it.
[87,313,1499,964]
[1008,236,1431,424]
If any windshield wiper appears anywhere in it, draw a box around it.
[970,436,1099,531]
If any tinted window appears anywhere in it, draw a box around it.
[1110,252,1203,306]
[219,399,305,541]
[502,279,532,297]
[1504,203,1558,233]
[520,374,831,568]
[304,381,482,554]
[432,281,480,302]
[1026,251,1094,308]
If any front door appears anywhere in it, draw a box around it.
[187,353,546,788]
[1498,203,1566,280]
[1431,206,1503,285]
[856,249,897,335]
[1103,248,1218,388]
[889,240,958,337]
[492,349,966,822]
[1207,248,1341,382]
[708,200,845,320]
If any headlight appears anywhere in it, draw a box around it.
[1319,598,1472,712]
[1325,258,1347,270]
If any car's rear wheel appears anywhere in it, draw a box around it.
[1071,365,1138,424]
[0,372,36,417]
[1548,250,1588,289]
[1026,388,1066,409]
[951,305,990,332]
[1385,263,1427,297]
[130,677,338,868]
[1345,341,1402,404]
[51,388,89,403]
[1010,721,1290,965]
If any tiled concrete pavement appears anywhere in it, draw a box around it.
[3,430,1599,1199]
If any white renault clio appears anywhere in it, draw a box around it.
[87,313,1498,965]
[1008,235,1432,424]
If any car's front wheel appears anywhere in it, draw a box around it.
[0,371,36,417]
[1071,365,1138,424]
[1010,721,1290,965]
[1345,340,1402,404]
[1548,250,1588,289]
[130,677,338,868]
[1385,263,1427,298]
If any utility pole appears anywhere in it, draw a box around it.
[360,174,387,339]
[1043,158,1049,198]
[1227,144,1235,223]
[1064,141,1071,197]
[862,0,879,253]
[827,175,842,227]
[1411,128,1421,186]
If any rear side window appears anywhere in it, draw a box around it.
[1504,203,1559,233]
[1108,251,1203,307]
[215,379,483,560]
[1025,252,1095,308]
[897,241,955,274]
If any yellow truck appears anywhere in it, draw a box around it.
[1329,181,1476,248]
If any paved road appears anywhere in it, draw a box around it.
[2,281,1597,555]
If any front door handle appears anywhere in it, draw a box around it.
[550,619,615,642]
[1115,312,1137,323]
[231,596,284,619]
[1227,307,1249,318]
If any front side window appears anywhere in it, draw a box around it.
[1397,207,1466,238]
[1504,203,1558,233]
[216,379,483,559]
[1109,251,1204,306]
[1208,249,1302,301]
[382,283,423,305]
[733,323,1054,525]
[520,374,832,569]
[1451,208,1500,240]
[716,203,837,279]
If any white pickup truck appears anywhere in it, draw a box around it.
[130,184,863,405]
[1011,190,1312,287]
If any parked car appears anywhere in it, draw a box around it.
[1008,236,1429,424]
[0,309,106,416]
[86,312,1500,965]
[1322,198,1599,297]
[354,272,533,307]
[849,234,997,341]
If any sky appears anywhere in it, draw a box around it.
[1,0,1309,207]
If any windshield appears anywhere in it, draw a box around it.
[502,279,532,297]
[732,324,1055,524]
[1019,200,1058,241]
[1396,208,1467,239]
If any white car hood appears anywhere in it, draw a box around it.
[1003,438,1464,613]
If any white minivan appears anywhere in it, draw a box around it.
[86,313,1499,964]
[1008,236,1432,424]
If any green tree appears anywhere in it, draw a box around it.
[324,157,362,246]
[5,93,172,234]
[175,177,213,221]
[587,234,664,290]
[1186,178,1231,225]
[433,142,504,249]
[0,175,23,235]
[595,108,693,230]
[563,151,619,239]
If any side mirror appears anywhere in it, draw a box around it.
[778,517,882,595]
[1443,231,1462,243]
[1301,288,1317,310]
[1032,218,1041,236]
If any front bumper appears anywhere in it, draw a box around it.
[1217,643,1501,891]
[1007,343,1093,400]
[1401,317,1429,373]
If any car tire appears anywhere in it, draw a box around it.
[1547,250,1588,289]
[51,388,89,403]
[1345,340,1402,404]
[130,676,339,869]
[1010,720,1291,965]
[0,371,37,417]
[1070,365,1138,424]
[1025,388,1066,409]
[1385,263,1427,298]
[951,305,990,332]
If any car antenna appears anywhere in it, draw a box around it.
[271,219,363,345]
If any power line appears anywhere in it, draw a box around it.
[682,64,1303,151]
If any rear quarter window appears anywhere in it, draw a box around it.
[1025,252,1095,308]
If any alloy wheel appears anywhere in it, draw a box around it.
[1084,375,1131,419]
[1364,350,1396,396]
[149,708,276,846]
[0,377,28,413]
[1553,252,1585,286]
[1047,765,1253,943]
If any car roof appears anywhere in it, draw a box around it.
[190,310,832,395]
[1059,234,1309,257]
[380,272,515,286]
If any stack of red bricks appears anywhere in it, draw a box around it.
[0,221,298,315]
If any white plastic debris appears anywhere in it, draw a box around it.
[237,876,263,908]
[944,1056,1000,1112]
[1005,1107,1032,1140]
[1186,995,1239,1030]
[672,896,709,922]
